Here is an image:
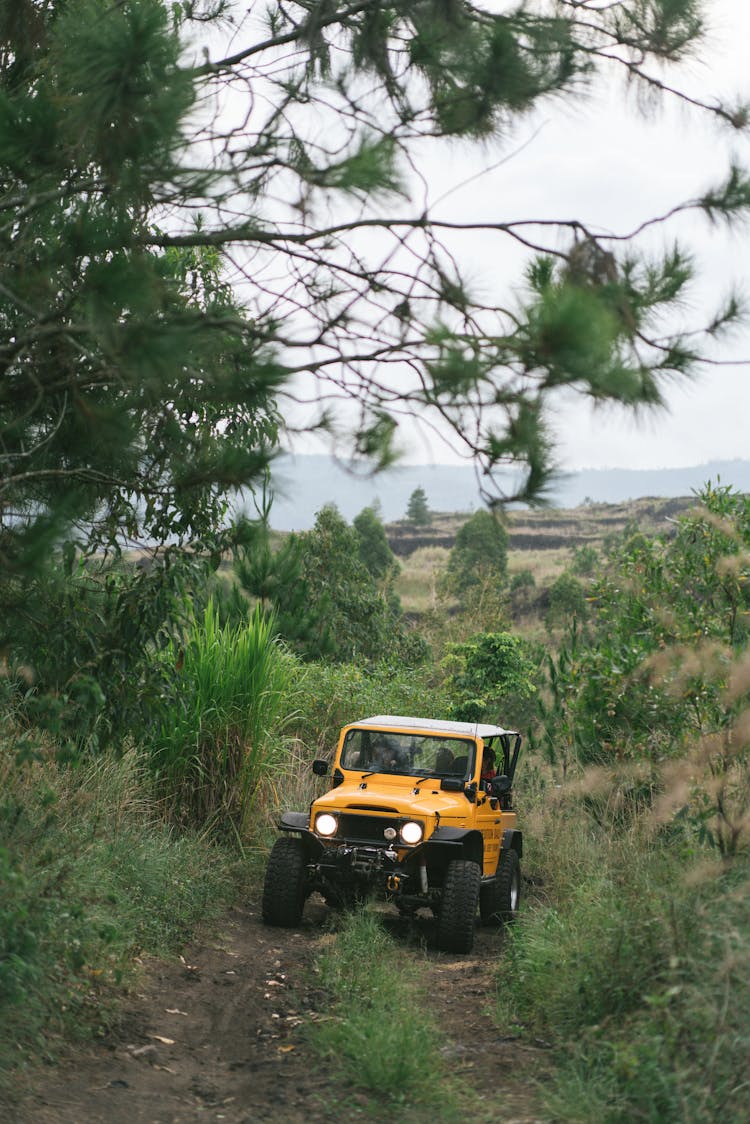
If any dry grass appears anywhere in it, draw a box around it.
[507,545,572,584]
[396,546,451,614]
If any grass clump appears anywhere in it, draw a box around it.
[150,599,297,831]
[311,909,450,1112]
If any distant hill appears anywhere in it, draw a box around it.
[384,496,696,556]
[243,454,750,532]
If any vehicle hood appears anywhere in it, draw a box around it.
[312,775,471,822]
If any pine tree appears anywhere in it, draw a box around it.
[406,488,432,527]
[296,505,400,662]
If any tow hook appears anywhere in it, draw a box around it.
[386,873,401,891]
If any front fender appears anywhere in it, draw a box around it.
[279,811,310,832]
[278,811,324,859]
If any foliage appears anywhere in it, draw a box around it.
[353,505,400,583]
[405,487,432,527]
[290,504,411,663]
[3,0,733,575]
[0,745,238,1081]
[509,567,537,619]
[227,514,336,660]
[537,483,750,767]
[290,660,450,760]
[443,631,538,725]
[545,570,589,628]
[444,509,509,597]
[3,548,212,753]
[0,0,282,566]
[571,544,599,576]
[2,0,747,753]
[149,600,297,830]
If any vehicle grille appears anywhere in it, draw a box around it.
[337,813,397,843]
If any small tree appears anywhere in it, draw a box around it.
[444,632,537,725]
[354,506,399,582]
[545,571,589,629]
[228,517,333,660]
[297,505,400,663]
[405,488,432,527]
[445,511,509,597]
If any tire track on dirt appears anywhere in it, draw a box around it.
[14,902,550,1123]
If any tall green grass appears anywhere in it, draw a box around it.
[495,769,750,1122]
[0,744,239,1090]
[150,600,297,830]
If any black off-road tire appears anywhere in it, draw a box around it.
[436,859,481,953]
[480,848,521,926]
[262,837,308,926]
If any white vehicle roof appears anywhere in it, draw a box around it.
[353,715,518,739]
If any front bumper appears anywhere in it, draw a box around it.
[311,841,431,900]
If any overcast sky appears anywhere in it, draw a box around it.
[409,0,750,473]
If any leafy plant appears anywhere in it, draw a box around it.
[443,631,538,725]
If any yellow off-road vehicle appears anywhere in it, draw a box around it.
[262,715,522,953]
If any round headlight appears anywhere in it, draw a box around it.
[400,821,423,845]
[315,813,338,837]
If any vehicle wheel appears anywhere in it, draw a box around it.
[436,859,481,953]
[481,848,520,926]
[262,837,308,926]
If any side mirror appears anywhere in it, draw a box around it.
[490,774,512,797]
[440,777,464,792]
[312,759,329,776]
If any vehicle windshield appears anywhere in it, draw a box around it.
[340,729,475,779]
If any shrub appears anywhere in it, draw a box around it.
[443,630,538,725]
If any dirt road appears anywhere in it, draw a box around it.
[13,900,551,1123]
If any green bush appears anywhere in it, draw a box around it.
[442,630,538,725]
